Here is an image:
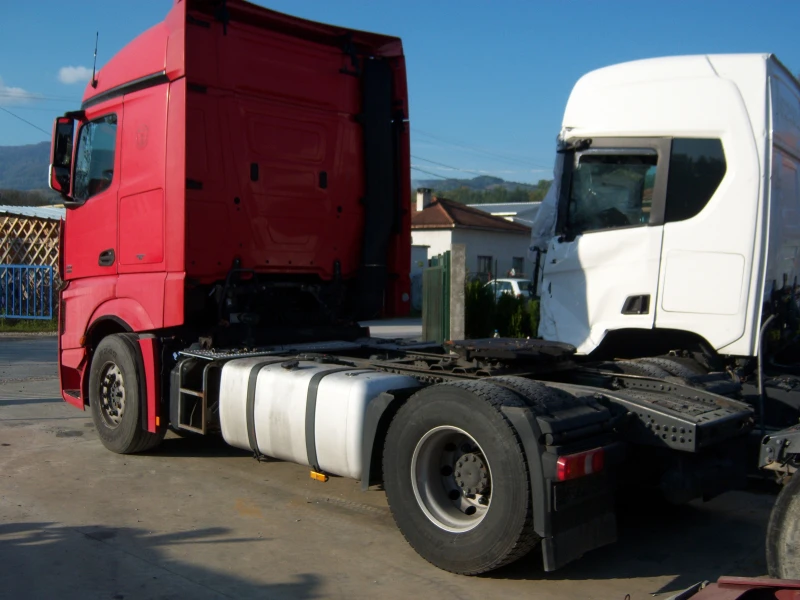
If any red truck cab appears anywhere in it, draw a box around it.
[50,0,411,422]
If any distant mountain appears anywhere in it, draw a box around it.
[412,175,551,205]
[0,142,50,191]
[413,175,536,193]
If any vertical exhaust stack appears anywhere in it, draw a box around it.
[356,59,396,320]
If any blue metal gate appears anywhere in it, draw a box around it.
[0,265,54,320]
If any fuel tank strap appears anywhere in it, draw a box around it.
[305,367,369,472]
[246,359,293,454]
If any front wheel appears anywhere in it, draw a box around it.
[767,473,800,579]
[89,333,165,454]
[383,381,539,575]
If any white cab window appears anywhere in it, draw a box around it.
[567,151,657,234]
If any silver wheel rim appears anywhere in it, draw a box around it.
[99,362,126,429]
[410,426,493,533]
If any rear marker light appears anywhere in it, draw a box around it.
[556,447,605,481]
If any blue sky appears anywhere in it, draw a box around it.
[2,0,799,184]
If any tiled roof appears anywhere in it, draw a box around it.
[0,205,65,221]
[467,202,541,215]
[412,197,531,234]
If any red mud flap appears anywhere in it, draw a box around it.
[666,577,800,599]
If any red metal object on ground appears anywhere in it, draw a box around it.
[682,577,800,599]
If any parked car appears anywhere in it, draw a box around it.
[485,278,533,300]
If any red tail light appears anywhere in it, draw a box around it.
[556,447,605,481]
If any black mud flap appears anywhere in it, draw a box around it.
[502,404,619,572]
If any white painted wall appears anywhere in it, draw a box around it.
[411,228,533,279]
[453,229,533,278]
[410,230,454,261]
[410,245,429,276]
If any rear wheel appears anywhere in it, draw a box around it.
[383,381,538,574]
[767,473,800,579]
[89,334,165,454]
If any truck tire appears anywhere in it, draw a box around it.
[637,357,704,379]
[89,334,165,454]
[383,380,539,575]
[767,473,800,579]
[489,375,587,414]
[617,360,672,379]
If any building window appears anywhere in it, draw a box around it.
[511,257,524,277]
[477,256,493,278]
[665,138,726,223]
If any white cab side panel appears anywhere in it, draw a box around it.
[661,251,745,315]
[542,226,663,354]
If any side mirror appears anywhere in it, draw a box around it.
[49,116,76,200]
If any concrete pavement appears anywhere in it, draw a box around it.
[0,336,776,599]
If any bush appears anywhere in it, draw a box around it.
[464,281,540,339]
[464,279,495,338]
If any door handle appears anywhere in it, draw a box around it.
[98,249,115,267]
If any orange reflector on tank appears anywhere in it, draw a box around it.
[556,447,605,481]
[310,471,329,482]
[156,416,160,426]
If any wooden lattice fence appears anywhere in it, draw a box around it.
[0,213,60,270]
[1,212,61,319]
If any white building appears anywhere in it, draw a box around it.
[411,189,533,280]
[468,201,541,228]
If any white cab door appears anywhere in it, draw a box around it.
[540,138,670,354]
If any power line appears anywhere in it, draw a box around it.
[414,127,537,165]
[1,105,69,113]
[412,154,529,180]
[0,91,79,102]
[411,154,485,176]
[0,106,50,137]
[411,166,449,180]
[413,127,552,170]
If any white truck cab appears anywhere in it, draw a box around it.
[532,54,800,358]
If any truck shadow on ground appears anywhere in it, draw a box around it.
[0,521,323,599]
[146,434,776,595]
[147,432,254,459]
[488,492,773,594]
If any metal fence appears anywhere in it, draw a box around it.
[0,264,54,320]
[422,251,450,344]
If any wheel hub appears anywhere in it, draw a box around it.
[410,426,493,533]
[99,362,126,429]
[455,453,489,495]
